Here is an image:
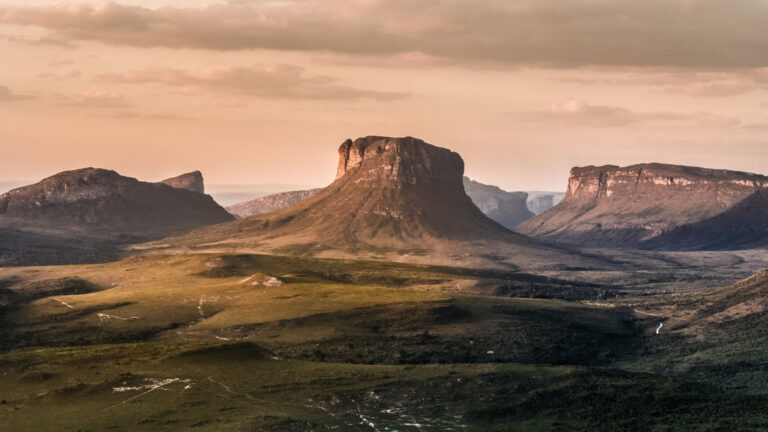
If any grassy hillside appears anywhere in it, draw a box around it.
[2,253,767,430]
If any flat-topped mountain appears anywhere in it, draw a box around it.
[0,168,234,265]
[517,163,768,248]
[228,188,322,218]
[167,136,608,269]
[462,177,533,229]
[160,171,205,194]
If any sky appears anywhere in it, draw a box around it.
[1,0,767,192]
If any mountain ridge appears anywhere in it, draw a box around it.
[517,162,768,248]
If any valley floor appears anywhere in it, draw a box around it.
[1,251,768,431]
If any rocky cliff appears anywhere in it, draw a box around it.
[160,171,205,194]
[517,163,768,248]
[166,136,605,270]
[462,177,533,229]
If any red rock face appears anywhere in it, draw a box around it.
[518,163,768,248]
[335,136,464,187]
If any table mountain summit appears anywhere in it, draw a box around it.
[517,163,768,249]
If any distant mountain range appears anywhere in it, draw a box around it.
[518,163,768,250]
[207,183,321,207]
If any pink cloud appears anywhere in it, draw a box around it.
[2,1,768,67]
[96,64,407,100]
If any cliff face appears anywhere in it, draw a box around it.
[160,171,205,194]
[335,136,464,187]
[227,188,322,218]
[462,177,533,229]
[517,163,768,248]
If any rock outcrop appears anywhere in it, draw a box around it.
[526,192,566,215]
[0,168,234,265]
[517,163,768,248]
[462,177,533,229]
[167,136,606,270]
[227,189,322,219]
[160,171,205,194]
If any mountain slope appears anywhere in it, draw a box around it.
[643,190,768,250]
[0,168,234,265]
[165,136,613,270]
[227,178,535,229]
[517,163,768,248]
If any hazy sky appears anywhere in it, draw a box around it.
[1,0,767,192]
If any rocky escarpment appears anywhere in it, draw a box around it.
[167,136,604,270]
[0,168,234,265]
[160,171,205,194]
[335,136,464,185]
[462,177,533,229]
[517,163,768,248]
[227,188,322,218]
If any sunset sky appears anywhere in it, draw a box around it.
[1,0,767,192]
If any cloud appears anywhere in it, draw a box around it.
[3,1,768,68]
[61,91,132,108]
[101,111,192,121]
[0,85,28,101]
[559,68,768,97]
[514,98,742,128]
[95,64,407,100]
[38,69,82,80]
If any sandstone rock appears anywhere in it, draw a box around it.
[160,171,205,194]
